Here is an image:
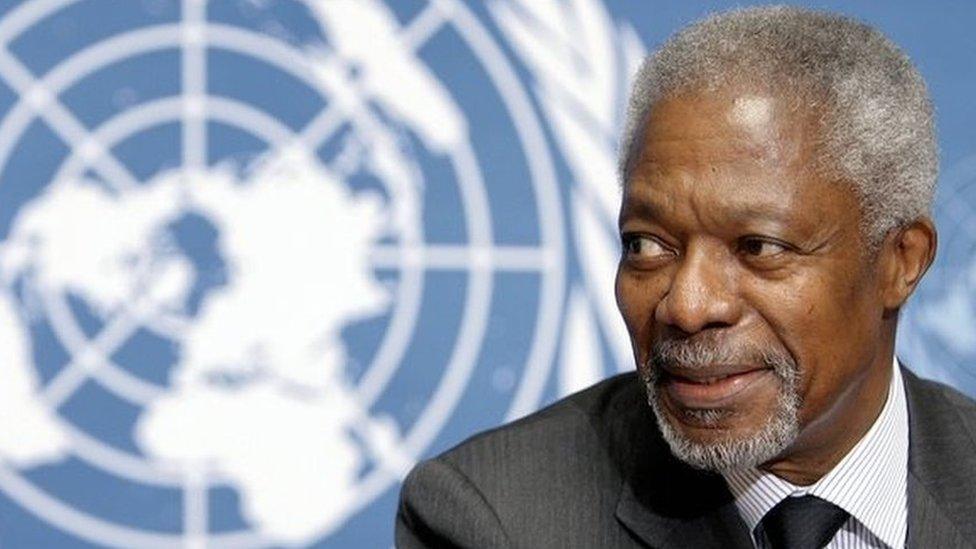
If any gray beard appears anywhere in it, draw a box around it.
[641,335,801,472]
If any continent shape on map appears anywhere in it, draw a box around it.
[0,148,403,542]
[0,0,471,543]
[0,175,192,468]
[136,151,400,542]
[0,286,68,467]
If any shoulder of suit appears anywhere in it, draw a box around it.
[924,378,976,414]
[904,368,976,438]
[900,367,976,542]
[414,371,662,499]
[399,373,657,546]
[437,372,643,461]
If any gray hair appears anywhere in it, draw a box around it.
[619,6,937,244]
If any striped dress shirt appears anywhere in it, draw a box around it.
[723,358,908,548]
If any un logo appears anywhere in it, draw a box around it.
[0,0,643,546]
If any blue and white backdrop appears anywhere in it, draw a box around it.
[0,1,973,547]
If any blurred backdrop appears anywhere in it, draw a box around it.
[0,1,973,547]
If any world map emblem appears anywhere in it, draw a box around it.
[0,0,644,546]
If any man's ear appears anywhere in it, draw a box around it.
[879,217,937,310]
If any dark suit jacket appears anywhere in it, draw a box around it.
[395,368,976,548]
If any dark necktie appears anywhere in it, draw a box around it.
[760,495,850,549]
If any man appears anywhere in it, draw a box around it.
[396,6,976,548]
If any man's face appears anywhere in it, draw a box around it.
[616,91,891,473]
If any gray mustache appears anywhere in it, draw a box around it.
[648,336,798,380]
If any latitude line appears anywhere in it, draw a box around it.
[370,244,554,272]
[183,468,208,549]
[293,100,347,155]
[181,0,208,170]
[400,2,450,52]
[39,308,143,409]
[0,46,140,190]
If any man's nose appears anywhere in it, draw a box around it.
[655,244,741,334]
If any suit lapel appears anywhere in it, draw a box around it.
[605,383,753,548]
[615,479,753,548]
[611,424,753,549]
[902,367,976,547]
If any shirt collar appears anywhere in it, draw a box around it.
[723,357,908,548]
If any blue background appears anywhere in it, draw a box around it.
[0,1,972,547]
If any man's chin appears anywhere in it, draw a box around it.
[648,394,800,472]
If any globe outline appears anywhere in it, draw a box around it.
[0,0,567,546]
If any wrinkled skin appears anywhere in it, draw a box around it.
[615,89,936,484]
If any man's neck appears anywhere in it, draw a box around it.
[761,351,895,486]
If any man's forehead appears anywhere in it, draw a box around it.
[630,91,816,175]
[621,175,808,225]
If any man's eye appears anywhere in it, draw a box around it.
[623,235,671,259]
[739,238,789,257]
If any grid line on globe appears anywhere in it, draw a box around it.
[0,0,566,546]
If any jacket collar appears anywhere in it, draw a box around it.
[615,474,753,548]
[608,382,753,548]
[901,367,976,547]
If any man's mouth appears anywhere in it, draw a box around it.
[660,366,775,408]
